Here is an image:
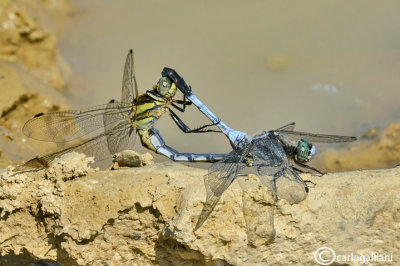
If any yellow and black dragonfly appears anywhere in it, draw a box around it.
[19,50,224,170]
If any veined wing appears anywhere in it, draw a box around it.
[20,122,134,170]
[252,134,289,193]
[194,144,250,231]
[276,129,357,146]
[99,49,138,154]
[276,122,295,131]
[252,135,308,198]
[23,103,132,143]
[121,49,139,104]
[252,134,289,178]
[269,167,308,203]
[103,100,135,154]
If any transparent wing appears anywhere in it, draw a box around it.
[193,194,220,232]
[105,124,135,155]
[269,167,308,202]
[276,130,357,146]
[252,135,289,192]
[103,100,135,154]
[253,135,288,190]
[252,135,289,177]
[276,122,295,131]
[206,149,247,196]
[22,103,132,143]
[252,135,308,199]
[121,49,139,103]
[195,145,249,231]
[21,123,134,170]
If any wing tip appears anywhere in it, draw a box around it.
[194,215,206,232]
[193,222,201,232]
[33,112,44,118]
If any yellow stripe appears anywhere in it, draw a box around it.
[138,130,157,152]
[136,102,156,113]
[134,98,167,130]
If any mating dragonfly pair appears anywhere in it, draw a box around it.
[20,50,356,230]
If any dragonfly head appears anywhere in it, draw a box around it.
[155,76,177,98]
[296,138,316,162]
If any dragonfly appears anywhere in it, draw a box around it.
[161,68,357,230]
[18,50,225,171]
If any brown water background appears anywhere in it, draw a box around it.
[58,0,400,159]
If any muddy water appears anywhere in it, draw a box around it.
[59,0,400,158]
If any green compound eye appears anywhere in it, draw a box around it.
[158,76,172,96]
[296,138,315,162]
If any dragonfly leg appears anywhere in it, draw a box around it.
[291,166,306,174]
[139,128,226,162]
[162,67,248,147]
[173,99,192,106]
[184,92,248,146]
[304,180,316,188]
[168,108,221,133]
[294,161,326,176]
[171,94,192,112]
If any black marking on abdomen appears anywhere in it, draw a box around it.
[135,115,158,121]
[135,99,162,105]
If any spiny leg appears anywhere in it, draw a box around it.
[171,94,192,112]
[173,99,192,106]
[304,180,316,188]
[291,164,317,192]
[292,166,306,174]
[168,108,221,134]
[294,161,325,176]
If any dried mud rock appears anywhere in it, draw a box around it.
[0,0,71,89]
[1,153,399,265]
[314,123,400,172]
[112,150,154,169]
[45,152,95,181]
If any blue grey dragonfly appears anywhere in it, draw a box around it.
[162,68,357,230]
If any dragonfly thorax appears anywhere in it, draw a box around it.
[296,138,316,162]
